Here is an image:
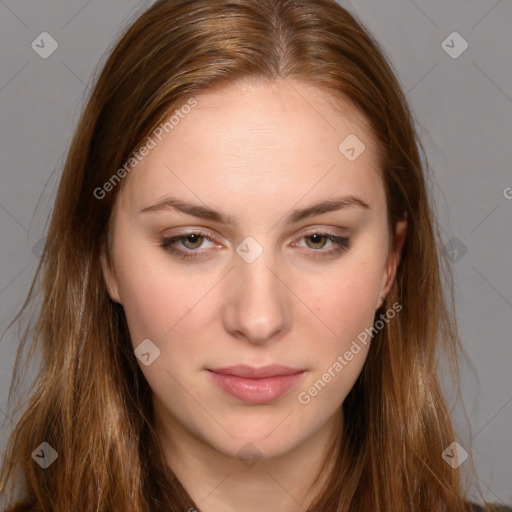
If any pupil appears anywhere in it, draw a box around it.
[184,234,202,249]
[309,234,325,248]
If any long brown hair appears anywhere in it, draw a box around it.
[0,0,492,510]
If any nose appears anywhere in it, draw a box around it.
[222,245,292,345]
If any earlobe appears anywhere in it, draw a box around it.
[100,247,122,304]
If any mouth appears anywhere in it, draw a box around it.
[206,365,307,404]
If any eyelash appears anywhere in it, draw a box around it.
[160,230,351,261]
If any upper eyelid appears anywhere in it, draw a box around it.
[163,224,349,240]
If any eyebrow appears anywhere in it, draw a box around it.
[140,194,370,225]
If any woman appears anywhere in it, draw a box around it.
[1,1,509,511]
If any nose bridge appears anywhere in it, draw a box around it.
[224,236,290,343]
[237,248,278,297]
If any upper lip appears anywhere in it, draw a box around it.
[208,364,305,378]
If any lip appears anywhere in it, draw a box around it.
[207,365,307,404]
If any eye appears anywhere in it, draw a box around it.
[294,232,351,259]
[160,231,216,260]
[160,230,351,261]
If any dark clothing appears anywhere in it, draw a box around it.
[470,506,512,512]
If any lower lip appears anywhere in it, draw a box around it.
[207,370,306,404]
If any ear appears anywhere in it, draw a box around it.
[376,213,408,310]
[100,244,122,304]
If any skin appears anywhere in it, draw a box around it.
[101,78,407,512]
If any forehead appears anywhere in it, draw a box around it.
[118,78,386,220]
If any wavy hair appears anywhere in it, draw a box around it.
[0,0,493,510]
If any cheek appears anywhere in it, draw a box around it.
[301,256,384,337]
[114,259,210,404]
[117,269,200,349]
[111,235,190,347]
[295,277,376,412]
[294,254,383,399]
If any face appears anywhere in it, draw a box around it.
[101,78,407,462]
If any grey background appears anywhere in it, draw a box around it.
[0,0,511,505]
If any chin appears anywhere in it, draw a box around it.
[203,416,308,461]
